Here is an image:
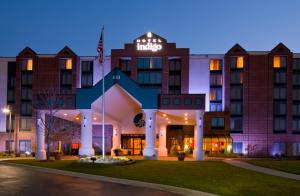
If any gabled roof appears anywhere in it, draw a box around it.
[18,47,37,56]
[56,46,77,57]
[226,44,247,55]
[133,32,167,43]
[270,43,291,54]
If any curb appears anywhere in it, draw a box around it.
[1,161,216,196]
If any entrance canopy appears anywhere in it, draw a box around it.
[76,68,160,109]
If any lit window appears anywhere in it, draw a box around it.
[210,59,220,71]
[237,56,244,68]
[273,56,280,68]
[66,59,72,69]
[27,59,33,71]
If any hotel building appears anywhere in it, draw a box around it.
[0,32,299,159]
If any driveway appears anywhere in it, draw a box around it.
[0,163,180,196]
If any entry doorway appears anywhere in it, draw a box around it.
[167,125,194,156]
[121,134,145,155]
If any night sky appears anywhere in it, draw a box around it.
[0,0,300,56]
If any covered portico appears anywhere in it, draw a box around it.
[36,69,205,160]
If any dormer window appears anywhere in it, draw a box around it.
[231,56,244,69]
[273,56,287,68]
[60,58,72,70]
[22,59,33,71]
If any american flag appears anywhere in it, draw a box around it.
[97,27,104,64]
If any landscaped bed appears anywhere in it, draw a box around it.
[5,159,300,196]
[246,159,300,175]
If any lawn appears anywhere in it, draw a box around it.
[246,159,300,175]
[6,159,300,196]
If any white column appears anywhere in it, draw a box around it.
[36,111,46,160]
[158,124,168,156]
[111,124,121,155]
[193,110,204,160]
[143,109,157,159]
[79,109,95,156]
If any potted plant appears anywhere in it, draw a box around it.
[177,151,186,161]
[54,152,62,160]
[113,148,123,156]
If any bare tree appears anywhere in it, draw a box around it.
[33,88,63,160]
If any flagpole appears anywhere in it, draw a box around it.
[101,26,105,159]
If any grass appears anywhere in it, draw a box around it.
[6,159,300,196]
[246,159,300,175]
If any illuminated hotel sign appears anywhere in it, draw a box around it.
[136,32,162,52]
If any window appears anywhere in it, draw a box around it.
[22,59,33,71]
[60,58,72,70]
[210,73,222,86]
[169,59,181,95]
[210,88,222,101]
[231,86,243,100]
[230,102,243,115]
[293,119,300,132]
[21,102,32,115]
[230,117,243,132]
[293,104,300,116]
[293,73,300,86]
[274,117,286,132]
[195,98,203,105]
[184,98,191,105]
[61,72,72,85]
[293,143,300,156]
[273,142,286,155]
[7,75,16,88]
[210,59,222,71]
[21,87,32,100]
[274,87,286,99]
[273,56,287,68]
[21,72,32,85]
[293,89,300,101]
[274,102,286,115]
[169,75,181,86]
[137,58,162,69]
[210,103,222,112]
[7,89,15,102]
[211,117,225,129]
[162,98,169,105]
[293,58,300,70]
[169,59,181,71]
[137,72,162,84]
[231,56,244,69]
[230,72,243,84]
[233,142,243,154]
[19,140,31,153]
[81,61,93,88]
[173,98,180,105]
[120,59,131,75]
[274,71,286,84]
[5,140,14,152]
[20,118,32,131]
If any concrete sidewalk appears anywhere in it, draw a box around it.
[1,161,216,196]
[223,159,300,181]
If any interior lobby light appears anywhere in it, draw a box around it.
[184,113,188,116]
[184,117,188,120]
[168,121,171,124]
[163,113,166,117]
[2,108,10,114]
[93,117,97,120]
[63,113,67,116]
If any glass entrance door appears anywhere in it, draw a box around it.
[121,134,145,155]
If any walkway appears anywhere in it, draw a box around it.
[223,159,300,181]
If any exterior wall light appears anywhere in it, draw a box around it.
[148,117,152,128]
[83,116,87,127]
